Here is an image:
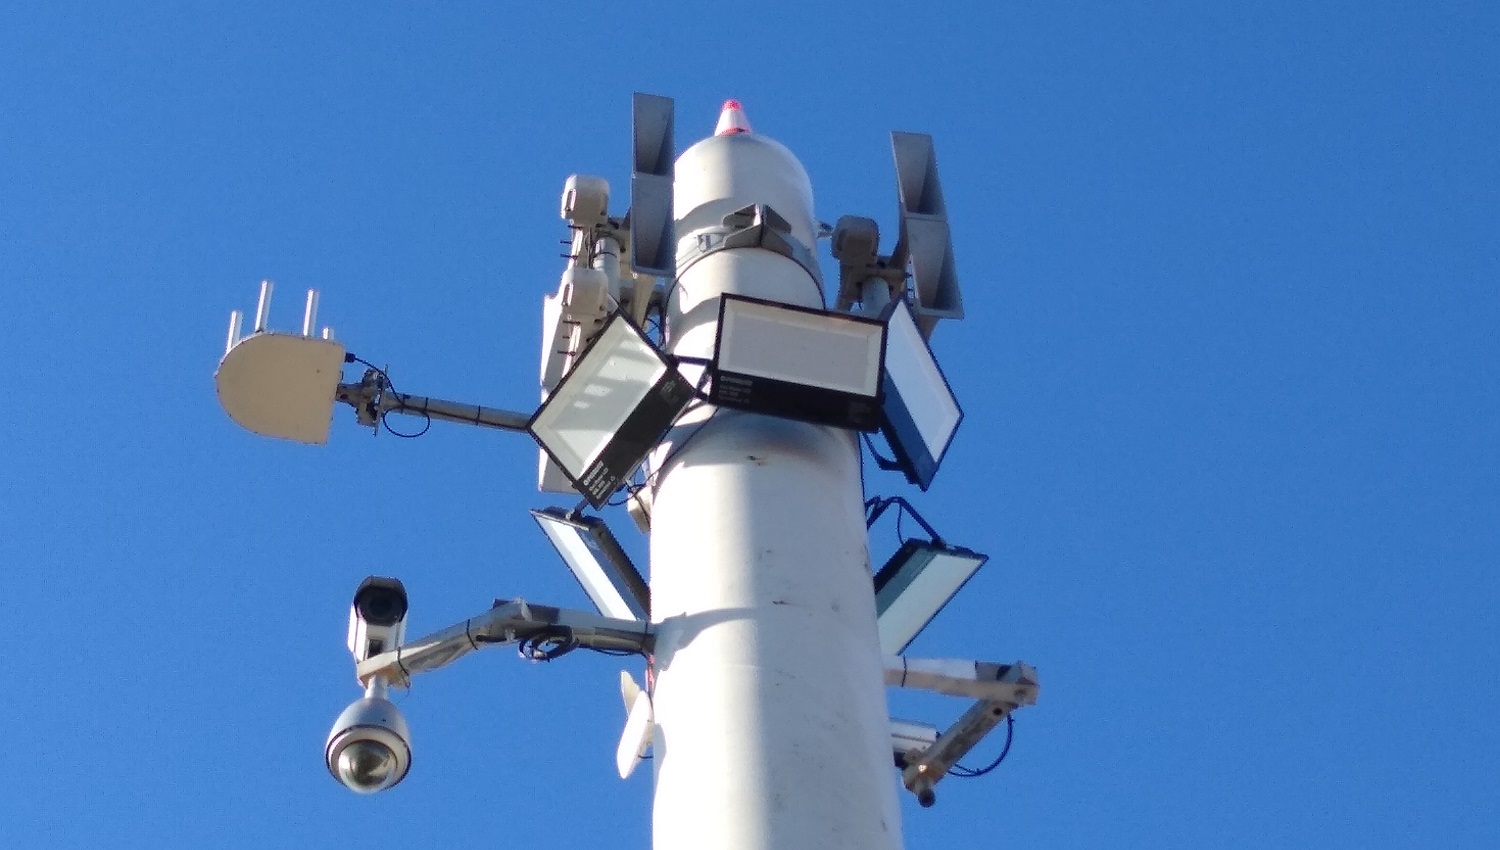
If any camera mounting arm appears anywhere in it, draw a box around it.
[354,598,654,688]
[883,657,1039,704]
[895,661,1038,808]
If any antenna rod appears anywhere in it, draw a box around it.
[225,310,243,355]
[302,289,320,337]
[254,279,274,332]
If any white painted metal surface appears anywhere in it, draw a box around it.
[617,689,655,779]
[648,103,903,850]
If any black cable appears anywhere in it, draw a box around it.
[517,627,578,661]
[584,644,648,658]
[663,272,820,338]
[862,433,901,471]
[347,355,431,438]
[381,399,432,438]
[948,714,1014,778]
[654,298,669,346]
[607,484,647,508]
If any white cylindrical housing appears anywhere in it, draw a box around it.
[649,129,902,850]
[674,132,820,255]
[593,234,623,305]
[861,278,892,316]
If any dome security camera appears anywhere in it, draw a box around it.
[325,688,412,794]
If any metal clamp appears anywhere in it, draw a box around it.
[674,203,823,295]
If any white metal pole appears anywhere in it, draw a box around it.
[648,107,902,850]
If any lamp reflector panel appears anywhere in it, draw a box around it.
[879,298,964,490]
[531,508,649,622]
[710,295,886,431]
[874,539,988,655]
[529,315,694,508]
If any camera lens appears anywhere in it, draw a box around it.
[336,740,400,794]
[353,578,407,626]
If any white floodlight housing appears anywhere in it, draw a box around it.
[347,576,409,664]
[529,314,695,508]
[709,295,886,431]
[874,539,988,655]
[326,686,412,794]
[531,507,650,621]
[878,298,963,490]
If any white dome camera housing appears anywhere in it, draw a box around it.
[325,693,412,794]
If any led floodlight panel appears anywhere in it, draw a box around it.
[531,507,650,621]
[873,539,988,655]
[879,298,964,490]
[710,295,886,431]
[529,315,695,508]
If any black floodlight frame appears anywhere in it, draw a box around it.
[872,538,989,655]
[528,312,696,509]
[708,294,887,432]
[876,297,965,490]
[530,507,651,621]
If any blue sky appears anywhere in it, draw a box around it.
[3,3,1496,848]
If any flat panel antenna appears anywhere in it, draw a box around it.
[891,132,963,338]
[630,93,676,278]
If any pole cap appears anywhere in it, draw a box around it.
[715,99,752,135]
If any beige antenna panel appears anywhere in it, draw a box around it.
[215,281,344,445]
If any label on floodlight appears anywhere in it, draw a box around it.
[710,295,885,431]
[574,370,695,505]
[529,315,695,508]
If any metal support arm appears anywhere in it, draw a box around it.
[336,370,531,434]
[896,661,1039,808]
[355,598,653,687]
[884,657,1039,704]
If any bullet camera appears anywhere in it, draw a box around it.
[325,688,412,794]
[347,576,408,663]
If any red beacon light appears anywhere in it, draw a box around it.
[715,99,752,135]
